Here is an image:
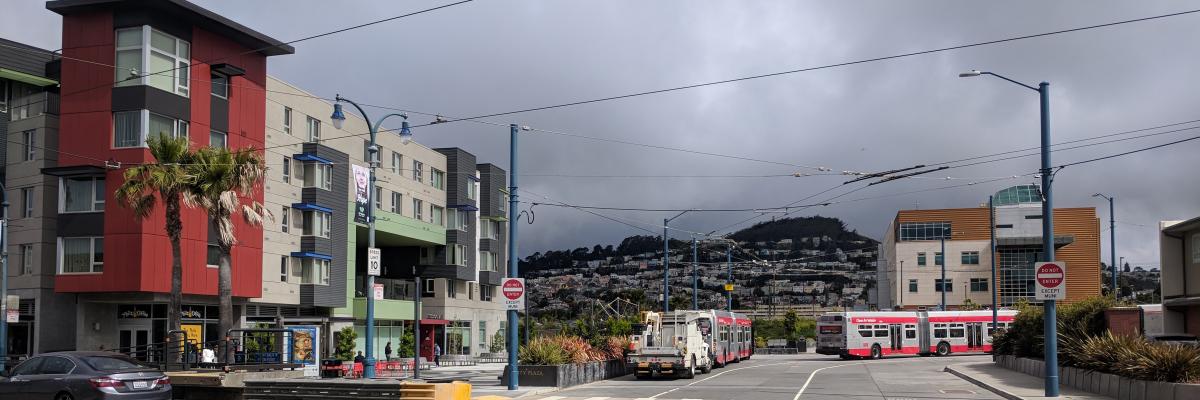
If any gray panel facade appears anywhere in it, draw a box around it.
[434,148,477,275]
[0,38,56,77]
[476,163,507,276]
[111,86,191,121]
[57,213,105,237]
[298,143,349,308]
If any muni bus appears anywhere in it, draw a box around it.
[710,310,753,366]
[815,310,1016,359]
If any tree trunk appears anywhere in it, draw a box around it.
[218,245,234,363]
[165,194,184,361]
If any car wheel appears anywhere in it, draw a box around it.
[55,392,74,400]
[870,344,882,359]
[700,359,712,374]
[937,342,951,356]
[683,356,696,379]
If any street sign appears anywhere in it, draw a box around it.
[724,283,735,292]
[4,295,15,322]
[501,278,525,311]
[5,310,16,323]
[1035,261,1067,300]
[373,283,384,300]
[367,248,381,276]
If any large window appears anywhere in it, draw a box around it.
[970,278,989,292]
[432,169,445,190]
[279,256,289,283]
[467,180,477,200]
[898,221,951,241]
[115,26,189,96]
[302,210,331,238]
[22,130,35,161]
[209,130,227,149]
[302,163,332,190]
[59,237,103,274]
[61,177,104,213]
[446,209,469,231]
[481,285,494,301]
[206,244,220,267]
[480,220,496,239]
[300,258,330,285]
[479,251,496,272]
[306,116,320,142]
[281,206,290,233]
[431,206,445,227]
[412,198,424,220]
[450,244,467,266]
[412,160,423,182]
[210,74,228,98]
[114,110,187,148]
[961,251,980,265]
[935,279,953,292]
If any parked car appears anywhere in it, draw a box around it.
[0,351,171,399]
[1148,334,1200,347]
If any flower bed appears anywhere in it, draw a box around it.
[995,355,1200,400]
[498,335,632,388]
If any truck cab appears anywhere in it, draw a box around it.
[627,310,713,379]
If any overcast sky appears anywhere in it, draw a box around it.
[4,0,1198,268]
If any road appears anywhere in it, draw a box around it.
[524,353,1001,400]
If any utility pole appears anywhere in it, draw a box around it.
[899,260,904,308]
[940,231,947,311]
[0,191,8,371]
[727,246,733,311]
[692,238,698,310]
[507,124,520,390]
[1094,194,1117,297]
[663,211,692,313]
[990,195,998,332]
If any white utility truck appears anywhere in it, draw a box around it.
[627,310,713,379]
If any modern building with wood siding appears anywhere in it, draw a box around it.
[878,185,1101,310]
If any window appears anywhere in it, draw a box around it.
[450,244,467,266]
[61,177,105,213]
[1025,215,1043,220]
[467,180,477,200]
[374,187,382,210]
[432,206,445,227]
[21,187,34,218]
[935,252,943,266]
[280,256,288,282]
[491,221,501,238]
[898,221,951,241]
[858,327,873,338]
[302,163,332,190]
[970,278,989,292]
[432,169,445,190]
[391,192,402,214]
[412,160,423,182]
[206,244,220,267]
[481,285,494,301]
[933,324,948,339]
[873,324,888,337]
[114,110,188,148]
[908,279,918,293]
[22,130,35,161]
[115,26,190,96]
[904,327,916,340]
[283,107,292,135]
[995,224,1014,229]
[447,209,469,231]
[306,116,320,142]
[20,244,33,275]
[949,323,966,338]
[935,279,953,292]
[209,130,227,149]
[39,356,75,375]
[281,206,290,233]
[210,74,228,98]
[300,258,330,285]
[59,237,103,274]
[961,251,980,265]
[479,251,496,272]
[500,194,508,213]
[917,252,926,266]
[391,152,401,174]
[423,279,435,296]
[480,220,496,239]
[412,198,424,220]
[447,280,457,298]
[282,157,291,183]
[302,211,332,238]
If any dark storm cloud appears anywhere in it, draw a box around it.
[5,0,1197,267]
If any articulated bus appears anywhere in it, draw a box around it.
[711,311,753,366]
[815,310,1016,359]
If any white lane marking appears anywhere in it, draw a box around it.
[793,363,863,400]
[648,361,794,398]
[582,397,610,400]
[539,397,565,400]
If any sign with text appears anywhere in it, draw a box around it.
[501,278,526,311]
[352,164,369,224]
[367,248,381,276]
[373,283,384,300]
[1035,261,1067,300]
[724,283,735,292]
[5,310,16,323]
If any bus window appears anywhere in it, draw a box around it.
[949,323,965,338]
[933,324,948,339]
[905,329,916,339]
[873,325,888,337]
[859,328,873,338]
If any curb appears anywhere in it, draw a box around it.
[513,386,562,399]
[944,365,1023,400]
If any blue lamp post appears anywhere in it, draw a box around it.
[330,96,411,379]
[961,70,1057,397]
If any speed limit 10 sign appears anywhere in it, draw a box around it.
[367,248,381,276]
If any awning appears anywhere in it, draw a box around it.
[448,204,479,211]
[0,68,57,87]
[293,153,333,164]
[41,165,107,177]
[1163,216,1200,235]
[420,319,450,325]
[210,63,245,77]
[290,252,333,261]
[291,203,333,213]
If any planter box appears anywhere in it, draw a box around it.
[501,360,629,388]
[994,355,1200,400]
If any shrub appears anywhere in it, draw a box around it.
[604,336,631,360]
[334,326,357,361]
[519,337,567,365]
[1069,332,1200,383]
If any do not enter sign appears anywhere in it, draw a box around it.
[1035,262,1067,300]
[501,278,526,310]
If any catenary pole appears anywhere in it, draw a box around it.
[692,238,698,310]
[507,124,520,390]
[940,234,947,311]
[990,195,998,332]
[726,245,733,311]
[1039,82,1059,397]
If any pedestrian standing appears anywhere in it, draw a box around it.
[433,342,441,367]
[384,341,393,361]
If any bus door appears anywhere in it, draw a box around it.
[967,323,983,349]
[888,324,902,351]
[916,312,931,354]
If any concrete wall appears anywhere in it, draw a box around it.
[75,302,118,351]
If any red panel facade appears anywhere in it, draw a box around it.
[54,9,267,298]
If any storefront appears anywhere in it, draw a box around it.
[115,304,221,359]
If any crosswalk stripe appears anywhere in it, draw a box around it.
[582,397,610,400]
[539,397,565,400]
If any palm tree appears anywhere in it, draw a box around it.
[114,133,194,338]
[186,146,269,361]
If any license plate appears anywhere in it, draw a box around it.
[130,380,149,389]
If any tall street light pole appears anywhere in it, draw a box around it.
[1093,194,1117,296]
[726,245,733,311]
[940,229,947,311]
[506,124,521,390]
[692,238,698,310]
[663,210,692,312]
[899,260,904,308]
[331,96,411,379]
[990,195,998,332]
[961,70,1057,397]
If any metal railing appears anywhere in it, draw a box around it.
[109,329,301,372]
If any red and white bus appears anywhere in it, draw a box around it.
[816,310,1016,359]
[696,310,753,367]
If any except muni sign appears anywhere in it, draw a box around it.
[502,278,525,310]
[1034,262,1066,301]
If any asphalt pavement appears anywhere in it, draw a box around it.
[520,353,1004,400]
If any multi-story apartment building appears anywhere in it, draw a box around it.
[878,185,1101,310]
[1,37,62,357]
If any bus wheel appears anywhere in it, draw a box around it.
[936,342,950,356]
[683,356,697,379]
[870,344,882,359]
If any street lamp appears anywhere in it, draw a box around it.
[1093,194,1117,297]
[330,96,410,379]
[961,69,1057,397]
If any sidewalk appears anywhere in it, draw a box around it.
[945,362,1113,400]
[420,362,559,399]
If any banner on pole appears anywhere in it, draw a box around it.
[352,164,370,224]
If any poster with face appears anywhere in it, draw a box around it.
[353,164,369,224]
[288,325,320,377]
